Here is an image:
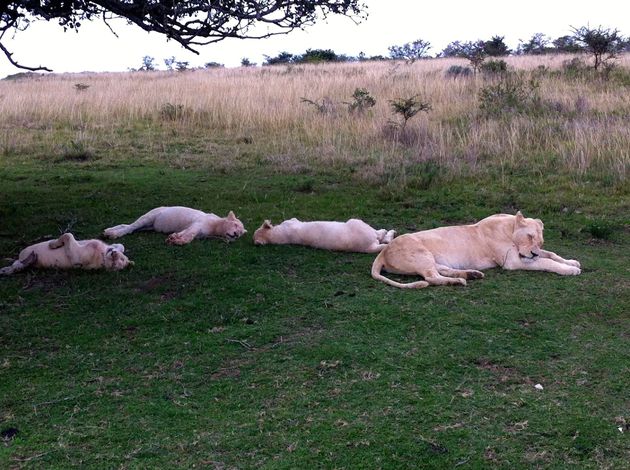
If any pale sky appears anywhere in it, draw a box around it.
[1,0,628,77]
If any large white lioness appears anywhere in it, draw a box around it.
[0,233,132,275]
[253,218,396,253]
[371,211,581,289]
[104,206,246,245]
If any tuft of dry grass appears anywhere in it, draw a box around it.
[1,53,628,182]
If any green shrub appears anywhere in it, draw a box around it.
[345,88,376,114]
[480,59,508,75]
[584,220,615,240]
[478,74,542,117]
[389,95,431,129]
[59,139,95,161]
[408,160,444,189]
[562,57,590,78]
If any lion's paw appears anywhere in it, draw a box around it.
[564,266,581,276]
[565,259,581,268]
[467,270,485,280]
[166,234,185,245]
[103,229,119,239]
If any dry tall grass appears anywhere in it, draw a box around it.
[1,53,628,182]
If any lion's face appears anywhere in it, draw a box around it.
[104,245,132,271]
[253,220,273,245]
[219,211,246,241]
[512,212,544,260]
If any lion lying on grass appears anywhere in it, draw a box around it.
[0,233,132,275]
[253,218,396,253]
[104,206,246,245]
[372,211,581,289]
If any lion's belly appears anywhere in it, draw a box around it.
[21,242,78,268]
[433,252,496,270]
[417,228,496,270]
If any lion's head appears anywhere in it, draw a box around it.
[217,211,246,242]
[512,211,544,260]
[104,244,132,271]
[253,220,273,245]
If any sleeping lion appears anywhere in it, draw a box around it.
[0,233,131,275]
[372,211,581,289]
[253,218,396,253]
[104,206,246,245]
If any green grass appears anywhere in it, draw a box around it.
[0,160,628,468]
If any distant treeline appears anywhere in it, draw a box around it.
[261,31,629,66]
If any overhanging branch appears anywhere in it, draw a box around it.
[1,1,367,71]
[0,41,52,71]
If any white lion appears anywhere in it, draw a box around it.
[253,218,396,253]
[104,206,246,245]
[372,211,581,289]
[0,233,131,275]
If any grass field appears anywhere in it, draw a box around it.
[0,55,629,468]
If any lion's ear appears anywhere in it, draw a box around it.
[515,211,526,226]
[262,219,273,229]
[227,210,236,220]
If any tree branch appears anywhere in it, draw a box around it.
[0,1,367,71]
[0,41,52,71]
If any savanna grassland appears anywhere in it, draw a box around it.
[0,55,628,468]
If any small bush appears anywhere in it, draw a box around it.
[59,139,95,162]
[480,59,508,75]
[478,75,542,117]
[407,160,444,189]
[445,65,472,79]
[609,66,630,86]
[584,220,615,240]
[175,61,189,72]
[293,178,315,193]
[389,95,431,129]
[345,88,376,114]
[562,57,590,78]
[204,61,224,69]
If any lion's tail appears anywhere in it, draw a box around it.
[371,249,429,289]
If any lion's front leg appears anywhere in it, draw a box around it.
[505,256,581,276]
[166,225,201,245]
[538,249,580,268]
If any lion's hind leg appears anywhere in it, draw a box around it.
[392,247,467,287]
[365,242,389,253]
[378,241,465,287]
[374,229,396,244]
[422,269,467,286]
[104,208,162,239]
[436,264,484,281]
[382,230,397,244]
[48,232,75,250]
[0,251,37,275]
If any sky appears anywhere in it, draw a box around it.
[1,0,629,77]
